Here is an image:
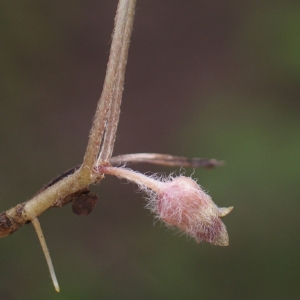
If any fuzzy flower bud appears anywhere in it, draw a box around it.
[153,177,233,246]
[97,165,233,246]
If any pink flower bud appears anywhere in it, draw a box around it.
[152,177,233,246]
[96,165,233,246]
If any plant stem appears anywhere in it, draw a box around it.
[98,0,136,162]
[0,0,137,238]
[83,0,136,170]
[98,165,163,193]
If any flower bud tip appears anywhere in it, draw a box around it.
[218,206,234,217]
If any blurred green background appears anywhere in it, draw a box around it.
[1,1,300,299]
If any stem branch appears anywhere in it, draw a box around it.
[83,0,136,170]
[98,0,136,162]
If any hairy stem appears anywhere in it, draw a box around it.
[99,0,136,162]
[83,0,136,171]
[97,165,163,193]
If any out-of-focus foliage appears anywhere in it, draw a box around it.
[1,1,300,299]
